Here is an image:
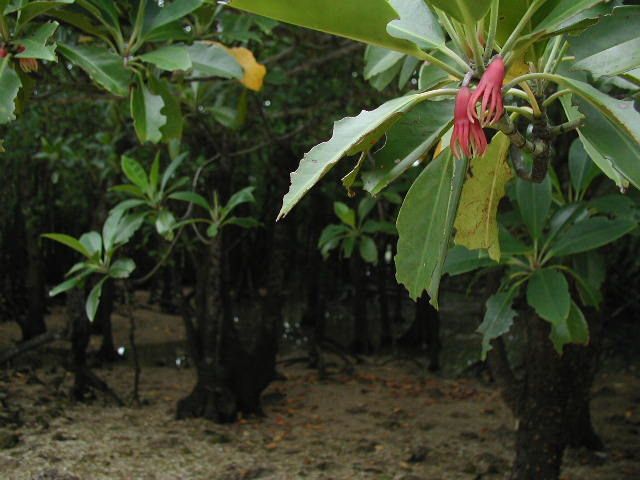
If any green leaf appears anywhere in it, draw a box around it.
[0,58,21,124]
[362,99,454,195]
[334,202,356,228]
[318,224,350,258]
[130,79,166,144]
[160,152,185,192]
[386,0,444,50]
[139,45,192,71]
[454,133,512,262]
[14,0,74,32]
[206,223,219,238]
[14,21,59,61]
[478,290,518,360]
[398,55,419,89]
[560,96,629,191]
[142,0,204,39]
[57,43,131,97]
[169,191,210,210]
[359,236,378,264]
[149,154,160,194]
[86,277,107,322]
[532,0,605,36]
[526,268,570,325]
[42,233,91,258]
[121,156,149,193]
[549,301,590,354]
[444,245,496,276]
[102,208,124,253]
[109,258,136,279]
[364,46,405,80]
[572,251,605,308]
[516,175,551,241]
[395,149,467,307]
[427,0,492,24]
[568,138,599,197]
[278,92,429,219]
[361,220,397,235]
[114,213,146,245]
[419,61,450,90]
[49,270,91,297]
[554,76,640,189]
[228,0,427,57]
[549,217,637,257]
[186,42,243,79]
[155,209,176,238]
[79,231,102,258]
[225,186,255,213]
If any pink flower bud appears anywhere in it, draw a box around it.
[468,56,505,126]
[451,86,487,159]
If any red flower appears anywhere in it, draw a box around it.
[16,45,38,73]
[451,86,487,159]
[468,56,505,126]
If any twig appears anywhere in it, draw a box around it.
[0,329,68,365]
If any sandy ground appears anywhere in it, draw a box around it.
[0,302,639,480]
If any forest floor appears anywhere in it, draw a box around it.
[0,300,639,480]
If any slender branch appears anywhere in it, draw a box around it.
[542,88,571,108]
[484,0,500,62]
[519,82,541,117]
[501,0,546,63]
[550,117,584,136]
[0,329,68,365]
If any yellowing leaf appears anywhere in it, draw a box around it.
[505,58,529,83]
[227,47,266,91]
[454,133,512,261]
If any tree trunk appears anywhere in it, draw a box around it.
[504,313,602,480]
[349,256,370,354]
[67,288,90,400]
[92,279,117,362]
[21,227,46,341]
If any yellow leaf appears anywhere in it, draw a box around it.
[505,58,530,83]
[227,47,266,92]
[454,133,512,261]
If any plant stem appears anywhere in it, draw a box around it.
[542,88,571,107]
[543,35,563,73]
[501,0,547,61]
[484,0,500,62]
[416,50,466,79]
[550,117,584,136]
[519,82,541,117]
[441,45,472,71]
[436,10,468,59]
[502,72,561,94]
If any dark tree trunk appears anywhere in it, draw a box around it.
[21,227,46,341]
[92,279,118,362]
[398,293,441,371]
[177,232,277,422]
[492,312,603,480]
[349,256,371,354]
[377,258,392,347]
[67,288,90,400]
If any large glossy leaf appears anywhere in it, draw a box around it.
[454,133,512,261]
[444,245,496,276]
[14,0,74,32]
[148,76,182,142]
[516,175,551,241]
[139,45,192,71]
[121,156,149,193]
[42,233,91,258]
[549,301,590,354]
[86,276,107,322]
[14,22,59,61]
[572,251,605,308]
[362,99,453,195]
[568,138,599,197]
[142,0,204,39]
[570,6,640,78]
[186,42,243,79]
[386,0,444,50]
[427,0,492,24]
[549,217,637,257]
[531,0,605,36]
[560,97,629,190]
[130,80,166,144]
[278,93,427,219]
[478,290,518,360]
[364,46,405,80]
[526,268,570,325]
[228,0,425,57]
[395,150,467,307]
[57,43,130,96]
[0,58,21,124]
